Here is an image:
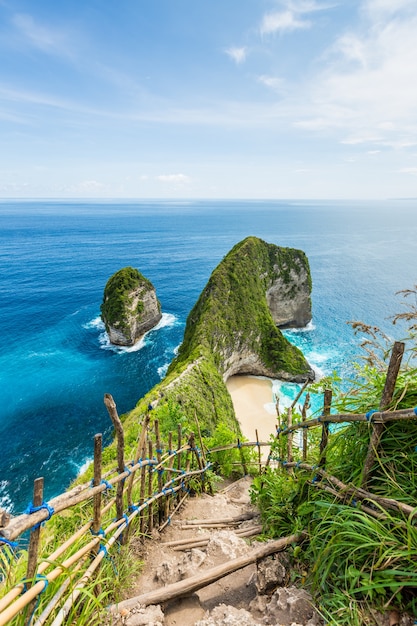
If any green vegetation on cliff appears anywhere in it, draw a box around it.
[170,236,313,381]
[100,266,156,336]
[104,237,313,469]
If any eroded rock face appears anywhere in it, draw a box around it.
[267,262,312,329]
[101,267,162,346]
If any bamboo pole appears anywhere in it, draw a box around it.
[0,538,101,626]
[362,341,405,487]
[108,533,304,612]
[287,407,293,464]
[301,392,310,462]
[154,420,164,525]
[237,438,248,475]
[164,432,174,519]
[0,521,93,614]
[126,414,150,508]
[169,526,263,551]
[159,493,188,533]
[255,429,262,475]
[33,558,86,626]
[139,436,148,535]
[148,439,154,534]
[290,380,310,410]
[104,394,125,524]
[176,424,182,505]
[92,434,102,554]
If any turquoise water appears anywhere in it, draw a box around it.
[1,199,416,512]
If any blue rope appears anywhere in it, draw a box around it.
[124,466,132,476]
[101,479,114,491]
[128,504,139,513]
[366,410,378,422]
[156,448,163,455]
[90,527,105,537]
[23,574,49,625]
[0,537,18,549]
[122,513,129,527]
[24,501,54,530]
[99,544,108,557]
[413,408,417,416]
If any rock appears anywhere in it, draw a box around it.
[255,554,289,594]
[263,587,322,625]
[266,259,312,329]
[124,603,164,626]
[195,604,262,626]
[154,549,206,585]
[101,266,162,346]
[206,530,250,561]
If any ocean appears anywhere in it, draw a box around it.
[1,198,416,513]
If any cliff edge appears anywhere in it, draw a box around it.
[125,237,314,442]
[170,236,314,382]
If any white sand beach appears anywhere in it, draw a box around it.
[226,375,278,447]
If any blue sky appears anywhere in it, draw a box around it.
[1,0,417,199]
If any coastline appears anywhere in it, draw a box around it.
[226,375,277,449]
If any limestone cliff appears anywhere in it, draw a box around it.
[169,236,314,382]
[101,267,162,346]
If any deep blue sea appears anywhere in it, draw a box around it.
[1,199,416,513]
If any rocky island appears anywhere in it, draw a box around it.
[101,266,162,346]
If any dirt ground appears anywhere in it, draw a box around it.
[107,476,323,626]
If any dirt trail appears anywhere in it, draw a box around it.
[108,476,323,626]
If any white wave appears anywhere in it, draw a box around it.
[76,457,93,477]
[158,363,169,378]
[83,316,105,330]
[153,313,177,330]
[0,480,13,513]
[99,312,178,353]
[284,320,316,333]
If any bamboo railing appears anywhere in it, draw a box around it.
[0,340,416,624]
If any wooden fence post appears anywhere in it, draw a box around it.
[287,407,293,464]
[318,389,332,468]
[104,394,125,526]
[361,341,405,487]
[24,477,43,626]
[302,392,310,462]
[126,414,150,509]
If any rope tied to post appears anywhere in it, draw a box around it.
[366,409,378,422]
[24,501,54,530]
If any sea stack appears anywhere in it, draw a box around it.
[171,236,314,382]
[101,267,162,346]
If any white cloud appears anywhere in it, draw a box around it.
[225,47,247,64]
[12,13,72,57]
[156,174,191,184]
[260,10,310,34]
[259,1,335,35]
[76,180,106,192]
[258,75,285,91]
[399,167,417,175]
[293,1,417,149]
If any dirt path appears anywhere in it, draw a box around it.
[108,476,323,626]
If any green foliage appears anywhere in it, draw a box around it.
[169,236,312,380]
[205,423,248,477]
[100,266,155,334]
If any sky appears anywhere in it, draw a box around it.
[1,0,417,200]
